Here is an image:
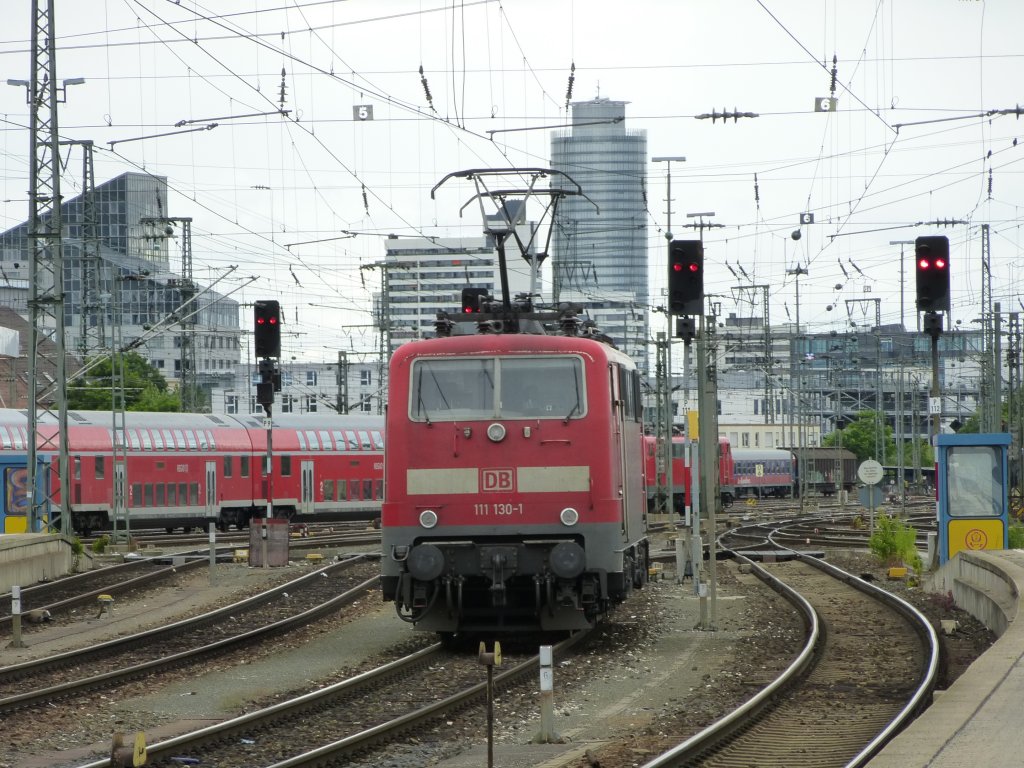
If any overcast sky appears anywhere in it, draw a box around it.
[1,1,1021,363]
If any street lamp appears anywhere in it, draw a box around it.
[651,156,686,525]
[652,156,686,240]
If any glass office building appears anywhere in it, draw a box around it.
[0,172,241,404]
[551,98,648,366]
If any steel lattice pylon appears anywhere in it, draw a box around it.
[26,0,70,535]
[141,217,197,410]
[70,140,107,357]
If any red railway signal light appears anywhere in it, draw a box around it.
[668,240,704,315]
[254,300,282,358]
[461,287,489,314]
[914,236,950,313]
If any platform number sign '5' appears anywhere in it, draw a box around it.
[353,105,374,121]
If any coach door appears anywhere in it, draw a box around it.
[300,461,315,517]
[205,461,217,521]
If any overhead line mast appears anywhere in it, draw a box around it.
[24,0,70,534]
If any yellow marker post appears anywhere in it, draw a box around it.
[478,641,502,768]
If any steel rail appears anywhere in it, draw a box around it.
[0,557,375,711]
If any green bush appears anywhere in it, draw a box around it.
[90,534,110,554]
[1009,523,1024,550]
[869,513,922,573]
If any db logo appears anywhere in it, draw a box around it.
[482,468,515,492]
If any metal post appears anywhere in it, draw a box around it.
[534,645,559,743]
[654,156,685,523]
[787,265,807,512]
[683,339,692,526]
[696,312,719,630]
[263,404,273,569]
[208,521,216,586]
[11,586,25,649]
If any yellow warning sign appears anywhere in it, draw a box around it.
[947,518,1005,559]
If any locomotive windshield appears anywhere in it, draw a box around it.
[411,356,585,422]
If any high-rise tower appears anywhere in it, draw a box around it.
[551,98,648,365]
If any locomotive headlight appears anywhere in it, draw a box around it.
[486,422,506,442]
[559,507,579,526]
[419,509,439,529]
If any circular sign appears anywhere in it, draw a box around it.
[858,459,884,486]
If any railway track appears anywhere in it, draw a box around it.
[0,557,206,632]
[69,632,588,768]
[1,530,380,636]
[0,557,378,718]
[638,553,938,768]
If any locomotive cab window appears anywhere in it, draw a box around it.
[410,356,584,421]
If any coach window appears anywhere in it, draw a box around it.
[224,455,233,478]
[319,430,331,449]
[189,483,199,505]
[155,484,165,506]
[323,479,334,499]
[337,479,347,500]
[305,430,320,450]
[331,430,345,450]
[240,456,250,477]
[128,430,141,450]
[350,479,361,500]
[153,430,164,449]
[344,430,358,450]
[0,428,10,449]
[358,430,373,450]
[197,431,208,450]
[95,455,105,480]
[141,431,153,450]
[281,455,292,477]
[167,484,177,505]
[206,431,216,450]
[375,479,384,499]
[144,484,154,506]
[297,432,307,451]
[173,430,186,449]
[363,479,373,500]
[371,431,384,450]
[179,482,188,505]
[185,431,197,450]
[163,429,174,448]
[132,483,142,506]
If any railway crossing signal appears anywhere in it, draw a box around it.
[668,240,704,315]
[254,300,282,358]
[914,236,950,313]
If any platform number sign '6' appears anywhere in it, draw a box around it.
[353,105,374,121]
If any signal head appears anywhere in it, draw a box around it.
[667,239,704,315]
[914,235,950,314]
[254,299,282,358]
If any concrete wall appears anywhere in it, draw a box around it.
[0,534,74,592]
[927,549,1023,637]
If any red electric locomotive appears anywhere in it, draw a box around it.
[642,434,736,512]
[381,328,650,635]
[0,409,384,535]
